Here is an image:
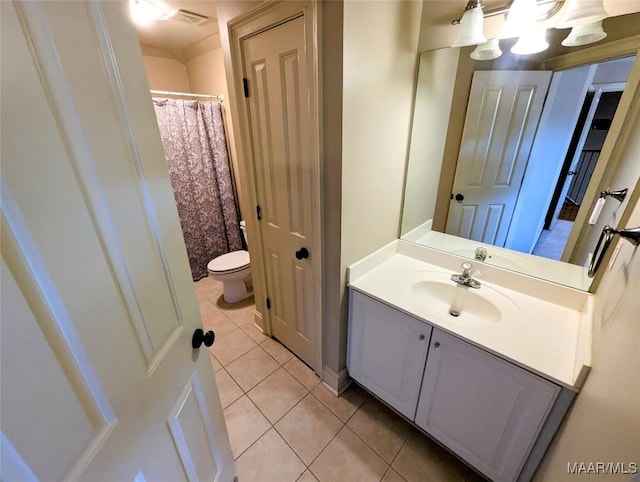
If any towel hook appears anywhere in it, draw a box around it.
[588,225,640,278]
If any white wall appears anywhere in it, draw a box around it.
[401,48,459,235]
[339,0,422,371]
[535,189,640,481]
[142,55,190,92]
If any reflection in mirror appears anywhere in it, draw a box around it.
[401,13,640,291]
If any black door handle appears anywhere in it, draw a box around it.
[295,247,309,260]
[455,193,464,201]
[192,329,215,349]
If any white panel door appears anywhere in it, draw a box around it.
[347,291,431,420]
[415,330,559,482]
[446,71,551,247]
[0,2,233,481]
[242,15,318,367]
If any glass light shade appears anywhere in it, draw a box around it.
[500,0,537,39]
[556,0,607,28]
[471,39,503,61]
[452,6,487,47]
[562,21,607,46]
[511,28,549,55]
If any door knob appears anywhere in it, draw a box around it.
[455,193,464,201]
[192,329,215,349]
[295,247,310,260]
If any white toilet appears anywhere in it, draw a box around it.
[207,221,252,303]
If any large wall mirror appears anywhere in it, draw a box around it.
[401,8,640,291]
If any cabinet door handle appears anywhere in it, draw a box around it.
[434,341,440,348]
[419,334,425,340]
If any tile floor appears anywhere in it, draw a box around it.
[196,276,485,482]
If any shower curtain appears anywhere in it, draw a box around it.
[153,98,242,281]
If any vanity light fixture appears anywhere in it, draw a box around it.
[471,38,503,60]
[452,0,609,60]
[452,0,488,47]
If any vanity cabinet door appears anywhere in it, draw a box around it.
[415,329,559,482]
[347,290,431,420]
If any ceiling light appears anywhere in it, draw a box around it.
[471,39,503,60]
[129,0,176,26]
[556,0,608,28]
[562,20,607,46]
[452,1,487,48]
[511,27,549,55]
[500,0,537,39]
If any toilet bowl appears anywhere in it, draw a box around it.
[207,222,252,303]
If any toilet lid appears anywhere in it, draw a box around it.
[207,250,250,273]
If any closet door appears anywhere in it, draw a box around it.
[1,2,233,480]
[241,10,321,368]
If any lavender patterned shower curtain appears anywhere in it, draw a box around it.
[153,98,242,281]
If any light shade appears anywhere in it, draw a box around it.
[452,6,487,47]
[562,21,607,46]
[471,39,503,61]
[512,28,549,55]
[556,0,607,28]
[500,0,537,39]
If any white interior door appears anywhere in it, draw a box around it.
[1,2,233,481]
[241,15,318,367]
[446,71,551,247]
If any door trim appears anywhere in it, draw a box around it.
[226,1,323,374]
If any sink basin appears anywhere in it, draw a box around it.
[408,272,520,324]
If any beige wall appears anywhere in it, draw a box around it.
[535,187,640,481]
[338,0,422,371]
[143,55,190,92]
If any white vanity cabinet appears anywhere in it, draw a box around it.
[347,291,431,419]
[347,289,572,482]
[415,330,559,482]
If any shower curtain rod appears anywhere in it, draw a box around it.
[150,90,224,102]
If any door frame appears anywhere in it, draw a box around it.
[541,36,640,266]
[226,1,323,374]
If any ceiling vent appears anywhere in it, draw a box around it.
[174,9,209,26]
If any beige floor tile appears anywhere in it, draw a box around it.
[198,296,237,337]
[248,368,308,423]
[209,352,222,372]
[391,429,468,482]
[239,322,269,343]
[310,426,388,482]
[217,298,256,326]
[261,337,294,364]
[347,397,412,463]
[223,396,271,459]
[213,369,243,409]
[382,468,406,482]
[298,470,319,482]
[195,276,224,303]
[226,345,279,392]
[275,394,343,465]
[235,429,306,482]
[284,356,321,390]
[312,383,368,422]
[210,328,256,366]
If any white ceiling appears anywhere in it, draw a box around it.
[134,0,218,54]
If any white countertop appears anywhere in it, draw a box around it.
[347,241,593,390]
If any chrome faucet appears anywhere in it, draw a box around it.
[475,247,487,261]
[451,262,481,289]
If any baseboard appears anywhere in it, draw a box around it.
[322,365,351,395]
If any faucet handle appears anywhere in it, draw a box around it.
[461,262,472,276]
